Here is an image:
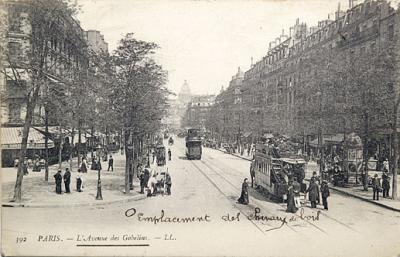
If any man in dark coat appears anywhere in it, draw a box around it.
[165,171,172,195]
[97,158,102,171]
[237,178,249,205]
[382,172,390,198]
[306,178,319,208]
[108,155,113,171]
[63,168,71,193]
[23,157,29,175]
[372,174,381,201]
[286,180,297,213]
[54,170,62,194]
[250,161,255,188]
[139,170,145,194]
[320,180,330,210]
[168,149,172,161]
[143,168,150,190]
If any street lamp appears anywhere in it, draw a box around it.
[316,90,324,176]
[95,146,103,200]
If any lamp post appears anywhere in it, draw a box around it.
[95,146,103,200]
[316,90,324,176]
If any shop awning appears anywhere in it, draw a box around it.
[33,126,72,140]
[309,133,362,147]
[1,127,55,150]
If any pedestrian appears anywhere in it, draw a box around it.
[54,170,62,194]
[23,157,29,175]
[382,171,390,198]
[306,178,319,208]
[63,168,71,193]
[311,171,320,204]
[33,157,41,172]
[372,174,381,201]
[165,171,172,195]
[97,157,102,171]
[286,179,297,213]
[237,178,249,205]
[143,166,150,188]
[81,157,87,173]
[147,174,157,197]
[152,150,156,163]
[108,155,113,171]
[250,161,255,188]
[320,180,330,210]
[168,149,172,161]
[293,177,301,209]
[139,170,146,194]
[76,169,83,192]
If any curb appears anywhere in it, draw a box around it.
[215,148,252,161]
[2,193,147,208]
[217,148,400,213]
[328,186,400,212]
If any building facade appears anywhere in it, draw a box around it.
[0,0,101,166]
[211,0,400,143]
[182,94,216,131]
[0,0,89,127]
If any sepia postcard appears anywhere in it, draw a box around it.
[1,0,400,256]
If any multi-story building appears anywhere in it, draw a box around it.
[182,94,216,131]
[0,0,91,166]
[211,0,400,143]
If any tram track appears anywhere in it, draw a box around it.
[174,145,272,235]
[174,143,303,234]
[203,148,359,234]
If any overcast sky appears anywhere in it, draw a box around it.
[77,0,355,95]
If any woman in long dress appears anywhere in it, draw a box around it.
[237,178,249,205]
[286,180,298,213]
[81,157,87,173]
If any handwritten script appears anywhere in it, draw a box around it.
[125,207,321,231]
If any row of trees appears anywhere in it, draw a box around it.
[1,0,169,202]
[295,39,399,199]
[205,31,400,199]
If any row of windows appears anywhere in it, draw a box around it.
[255,159,271,176]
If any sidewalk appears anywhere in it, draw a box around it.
[1,153,146,208]
[215,147,400,212]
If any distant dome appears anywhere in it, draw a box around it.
[179,80,191,96]
[178,80,192,105]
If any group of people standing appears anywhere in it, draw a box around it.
[138,167,172,197]
[53,168,74,194]
[238,170,331,212]
[287,175,330,213]
[372,171,391,200]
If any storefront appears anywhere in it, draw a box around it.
[1,127,55,167]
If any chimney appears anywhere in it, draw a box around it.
[296,18,299,25]
[251,57,254,67]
